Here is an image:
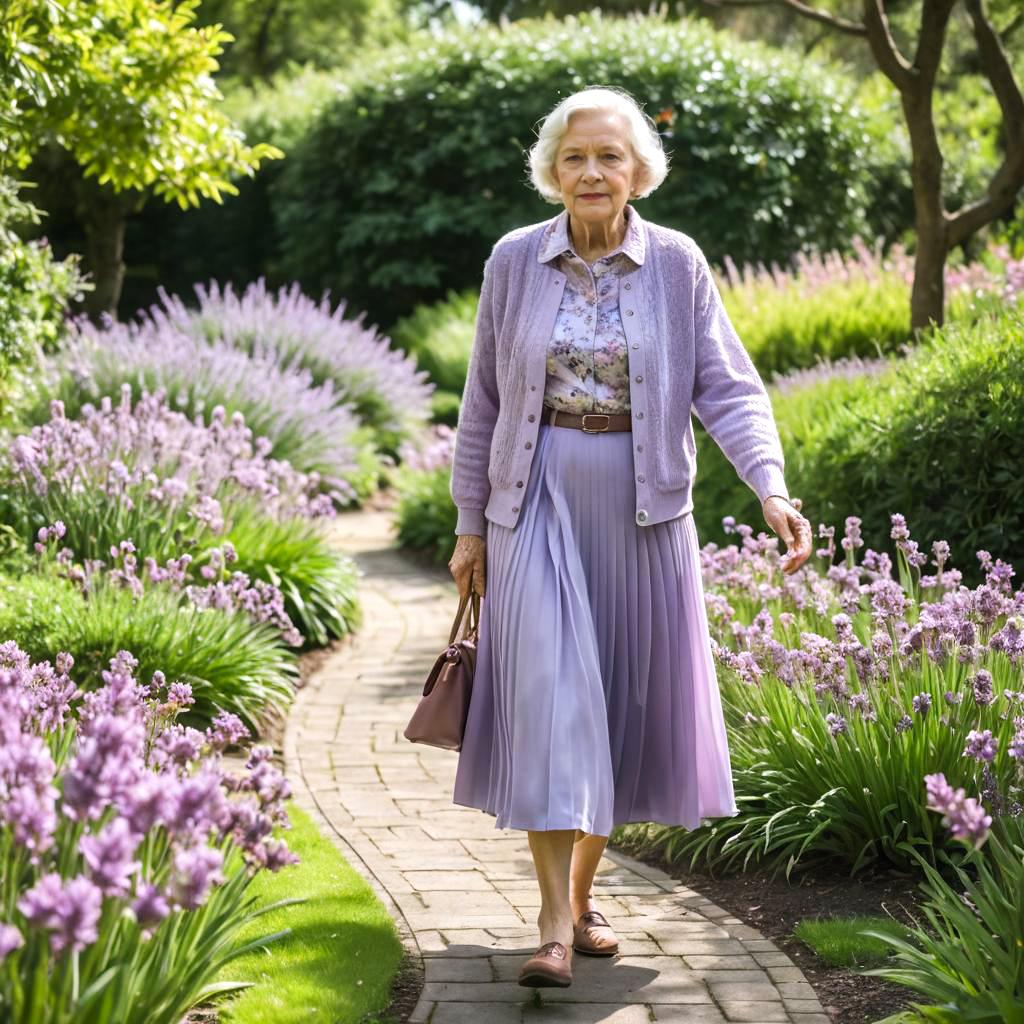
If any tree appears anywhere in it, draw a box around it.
[0,0,283,320]
[698,0,1024,332]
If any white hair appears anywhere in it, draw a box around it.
[526,86,671,204]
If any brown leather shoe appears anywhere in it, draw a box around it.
[573,909,619,956]
[517,940,573,987]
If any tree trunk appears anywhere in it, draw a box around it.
[71,168,131,324]
[900,90,948,334]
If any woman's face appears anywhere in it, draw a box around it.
[553,109,640,227]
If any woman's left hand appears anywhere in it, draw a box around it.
[762,495,812,575]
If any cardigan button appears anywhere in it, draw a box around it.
[527,414,535,422]
[636,509,648,523]
[635,411,644,419]
[625,309,634,316]
[512,505,519,513]
[530,384,536,390]
[635,375,643,382]
[516,480,524,487]
[525,441,531,449]
[637,474,645,483]
[632,342,639,349]
[624,282,631,290]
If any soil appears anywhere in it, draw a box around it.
[609,836,936,1024]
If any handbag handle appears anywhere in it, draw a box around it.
[449,589,481,645]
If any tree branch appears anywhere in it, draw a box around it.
[947,0,1024,246]
[860,0,915,91]
[698,0,867,37]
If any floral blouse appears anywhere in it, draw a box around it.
[537,203,646,415]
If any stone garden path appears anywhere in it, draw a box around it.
[282,503,830,1024]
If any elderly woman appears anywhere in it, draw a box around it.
[446,85,812,988]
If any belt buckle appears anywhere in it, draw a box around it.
[580,413,611,433]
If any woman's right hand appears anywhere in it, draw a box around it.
[449,534,487,600]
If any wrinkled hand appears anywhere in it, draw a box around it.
[762,496,812,575]
[449,533,487,600]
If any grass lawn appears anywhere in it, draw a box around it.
[212,800,405,1024]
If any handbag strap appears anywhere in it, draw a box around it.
[448,590,481,645]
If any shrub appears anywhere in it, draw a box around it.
[693,297,1024,588]
[220,503,363,648]
[22,318,373,500]
[147,278,434,458]
[391,425,458,562]
[0,644,302,1023]
[0,387,359,649]
[613,510,1024,877]
[0,386,338,563]
[269,9,906,332]
[0,176,88,422]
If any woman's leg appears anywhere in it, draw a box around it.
[527,828,576,948]
[569,829,610,918]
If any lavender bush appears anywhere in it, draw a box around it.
[0,560,298,734]
[0,386,340,561]
[614,511,1024,877]
[24,317,381,499]
[148,278,435,456]
[0,644,302,1023]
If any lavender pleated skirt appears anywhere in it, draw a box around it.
[451,420,740,837]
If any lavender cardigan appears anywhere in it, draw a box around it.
[449,202,790,536]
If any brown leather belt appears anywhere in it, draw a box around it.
[544,405,632,433]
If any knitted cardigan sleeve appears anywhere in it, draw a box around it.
[690,245,790,506]
[449,254,500,536]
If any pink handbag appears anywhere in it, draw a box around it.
[403,591,480,751]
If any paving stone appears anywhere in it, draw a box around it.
[282,506,826,1024]
[404,870,496,891]
[649,1007,727,1022]
[432,1003,524,1023]
[523,1004,654,1022]
[717,1001,790,1022]
[424,957,494,983]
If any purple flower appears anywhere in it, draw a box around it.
[963,729,999,762]
[924,771,991,848]
[0,923,24,963]
[911,692,932,715]
[18,873,103,956]
[825,711,847,735]
[79,816,142,896]
[131,882,170,933]
[169,844,225,910]
[972,669,995,706]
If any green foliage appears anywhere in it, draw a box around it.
[0,0,283,207]
[391,466,458,565]
[190,0,414,82]
[390,286,479,397]
[692,299,1024,589]
[270,9,905,332]
[0,570,298,734]
[793,915,916,969]
[861,815,1024,1024]
[219,504,363,648]
[0,176,88,421]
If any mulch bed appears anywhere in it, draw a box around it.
[610,837,936,1024]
